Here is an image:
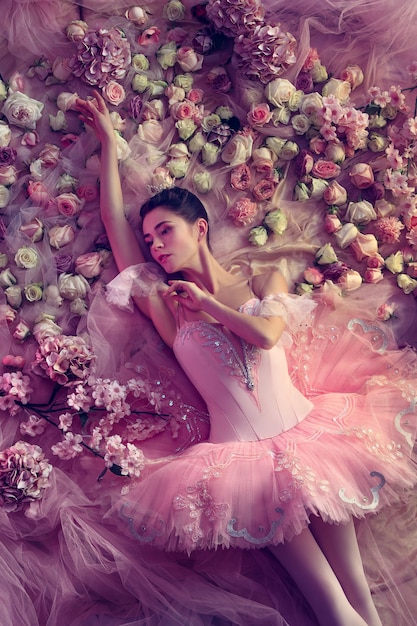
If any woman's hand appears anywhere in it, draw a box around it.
[74,90,114,144]
[164,280,210,312]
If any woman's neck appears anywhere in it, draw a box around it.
[181,252,233,295]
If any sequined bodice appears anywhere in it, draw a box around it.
[173,315,313,443]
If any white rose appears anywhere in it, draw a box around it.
[270,105,291,125]
[0,184,10,208]
[56,173,77,193]
[300,93,324,124]
[49,111,67,131]
[15,246,39,268]
[291,113,311,135]
[132,73,148,93]
[264,78,296,107]
[294,181,310,201]
[201,143,220,166]
[56,92,79,112]
[221,134,253,166]
[277,140,299,161]
[0,268,17,287]
[0,121,11,146]
[2,92,44,129]
[248,226,268,247]
[58,273,90,300]
[137,120,163,144]
[265,137,286,158]
[131,54,150,72]
[310,62,328,83]
[315,243,338,265]
[70,298,88,315]
[176,119,197,141]
[33,314,63,342]
[322,78,351,103]
[0,80,7,101]
[397,273,417,294]
[168,142,190,159]
[333,222,359,249]
[167,157,189,178]
[344,200,377,225]
[309,178,329,199]
[5,286,22,308]
[385,251,404,274]
[188,132,206,154]
[193,171,212,194]
[115,132,131,161]
[0,253,8,268]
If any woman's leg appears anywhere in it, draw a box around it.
[309,516,382,626]
[269,527,368,626]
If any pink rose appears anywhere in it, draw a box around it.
[27,180,49,204]
[187,88,204,104]
[350,232,379,261]
[364,267,384,284]
[349,163,374,189]
[0,165,17,185]
[21,130,39,146]
[228,198,258,226]
[19,218,44,242]
[102,81,126,106]
[207,66,231,92]
[66,20,88,42]
[376,302,397,321]
[247,103,272,127]
[138,27,161,46]
[294,149,314,178]
[170,100,196,121]
[366,254,385,269]
[2,354,25,368]
[39,143,61,167]
[252,178,276,201]
[57,91,79,112]
[323,180,347,206]
[230,164,252,191]
[303,267,324,286]
[324,213,342,234]
[54,193,84,217]
[52,58,73,82]
[177,47,204,72]
[48,224,75,249]
[337,269,362,291]
[309,136,326,155]
[311,159,341,179]
[407,262,417,278]
[61,134,78,148]
[324,141,346,164]
[340,65,364,89]
[76,184,98,203]
[75,252,103,278]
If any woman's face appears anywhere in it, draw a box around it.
[142,206,202,273]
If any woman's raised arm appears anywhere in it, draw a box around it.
[75,91,145,271]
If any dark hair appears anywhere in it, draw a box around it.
[140,186,210,246]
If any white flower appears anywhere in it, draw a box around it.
[315,243,338,265]
[344,200,377,225]
[385,251,404,274]
[0,121,11,146]
[14,246,39,269]
[221,134,253,166]
[264,78,296,107]
[193,171,212,194]
[58,273,90,300]
[2,92,44,129]
[334,223,359,249]
[0,185,10,208]
[201,143,220,166]
[115,132,131,161]
[49,111,67,131]
[291,113,311,135]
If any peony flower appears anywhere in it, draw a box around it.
[248,225,268,246]
[228,198,258,226]
[15,246,39,269]
[48,224,75,249]
[75,252,103,278]
[231,164,252,191]
[252,178,276,201]
[264,209,287,235]
[102,81,126,106]
[2,92,44,129]
[58,273,90,300]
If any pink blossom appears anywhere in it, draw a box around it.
[20,415,47,437]
[51,432,83,460]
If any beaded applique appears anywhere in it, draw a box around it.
[339,471,386,511]
[177,321,261,392]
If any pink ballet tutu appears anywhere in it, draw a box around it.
[109,294,417,554]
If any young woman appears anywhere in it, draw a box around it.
[75,92,416,626]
